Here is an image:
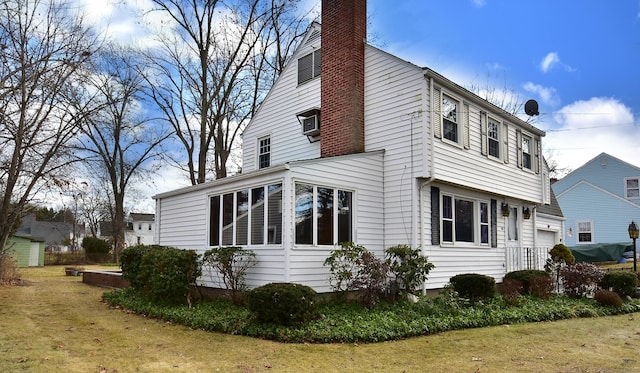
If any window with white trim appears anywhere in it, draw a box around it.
[625,177,640,199]
[507,207,518,241]
[441,194,489,245]
[487,117,500,158]
[577,220,594,243]
[258,136,270,169]
[521,134,532,170]
[297,49,321,84]
[295,183,353,246]
[442,94,459,143]
[209,184,282,246]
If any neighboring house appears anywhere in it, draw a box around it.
[126,213,155,246]
[153,0,562,292]
[16,213,82,252]
[6,235,45,267]
[100,213,156,246]
[552,152,640,248]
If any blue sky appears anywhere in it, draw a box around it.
[360,0,640,174]
[78,0,640,208]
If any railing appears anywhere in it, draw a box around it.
[505,247,550,272]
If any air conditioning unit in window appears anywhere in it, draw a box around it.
[301,115,320,136]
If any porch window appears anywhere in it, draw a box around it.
[209,183,282,246]
[577,220,593,244]
[508,207,518,241]
[295,183,353,246]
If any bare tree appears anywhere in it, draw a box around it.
[75,46,170,261]
[0,0,96,269]
[144,0,309,185]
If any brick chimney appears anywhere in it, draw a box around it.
[320,0,366,157]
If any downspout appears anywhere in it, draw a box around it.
[154,198,161,244]
[416,75,437,295]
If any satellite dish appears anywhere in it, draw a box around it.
[524,99,539,116]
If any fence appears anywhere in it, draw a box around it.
[505,246,550,273]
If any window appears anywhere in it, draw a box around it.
[442,94,459,143]
[441,194,489,245]
[258,136,270,169]
[295,183,353,246]
[521,134,532,170]
[297,49,321,84]
[487,118,500,158]
[625,177,640,199]
[209,184,282,246]
[577,221,593,243]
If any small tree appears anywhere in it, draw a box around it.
[385,244,435,296]
[202,247,257,303]
[81,236,111,263]
[545,243,575,292]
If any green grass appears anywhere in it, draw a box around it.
[1,266,640,373]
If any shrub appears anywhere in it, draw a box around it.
[504,270,549,294]
[202,246,257,303]
[560,262,604,298]
[529,275,554,300]
[385,244,435,296]
[247,282,318,325]
[600,271,638,298]
[500,278,523,305]
[0,253,20,285]
[324,242,389,308]
[594,289,624,307]
[81,236,111,263]
[122,245,201,305]
[120,245,153,290]
[449,273,496,301]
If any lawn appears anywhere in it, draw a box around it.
[1,266,639,373]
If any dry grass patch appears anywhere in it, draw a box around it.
[0,266,639,372]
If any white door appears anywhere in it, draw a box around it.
[28,242,39,267]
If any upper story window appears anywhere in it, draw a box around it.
[258,136,270,169]
[577,220,594,244]
[625,177,640,199]
[441,194,489,245]
[487,118,500,158]
[295,183,353,246]
[297,49,321,84]
[441,94,459,143]
[521,134,532,169]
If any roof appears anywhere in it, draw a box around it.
[537,187,563,218]
[130,213,155,222]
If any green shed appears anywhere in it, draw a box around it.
[7,235,45,267]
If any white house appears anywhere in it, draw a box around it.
[153,0,562,293]
[125,213,156,246]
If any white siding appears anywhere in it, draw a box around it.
[242,37,322,172]
[286,152,384,292]
[431,85,543,203]
[364,46,428,249]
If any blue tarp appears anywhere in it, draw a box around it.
[569,242,632,263]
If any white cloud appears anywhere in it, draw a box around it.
[542,97,640,172]
[471,0,486,7]
[540,52,560,73]
[523,82,560,107]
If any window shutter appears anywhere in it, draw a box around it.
[490,199,497,248]
[503,123,509,164]
[431,186,440,245]
[433,88,442,138]
[534,138,541,174]
[516,129,523,169]
[480,111,488,156]
[463,103,470,149]
[313,50,321,78]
